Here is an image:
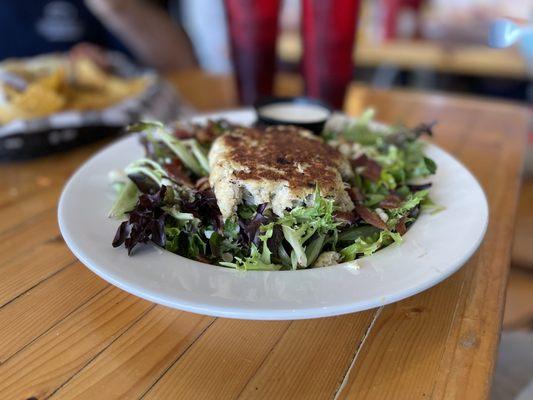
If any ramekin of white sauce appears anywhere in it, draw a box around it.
[254,97,332,134]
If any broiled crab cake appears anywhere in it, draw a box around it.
[208,125,354,220]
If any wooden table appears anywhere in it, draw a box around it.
[279,34,530,80]
[513,177,533,271]
[0,71,528,400]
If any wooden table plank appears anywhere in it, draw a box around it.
[0,144,113,303]
[236,312,376,399]
[142,313,377,399]
[336,275,468,399]
[430,117,526,400]
[0,187,65,235]
[0,208,63,266]
[512,177,533,269]
[0,141,104,203]
[0,263,107,362]
[165,70,305,112]
[503,268,533,329]
[166,71,237,112]
[142,318,292,399]
[0,286,153,400]
[0,143,103,225]
[50,307,213,400]
[0,238,76,307]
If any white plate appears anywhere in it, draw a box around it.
[58,109,488,320]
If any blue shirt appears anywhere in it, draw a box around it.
[0,0,129,58]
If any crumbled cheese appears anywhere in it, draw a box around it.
[313,251,341,267]
[375,207,389,223]
[296,163,306,173]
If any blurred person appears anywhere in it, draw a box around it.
[176,0,300,74]
[0,0,197,71]
[177,0,230,73]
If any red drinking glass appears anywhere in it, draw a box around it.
[224,0,281,105]
[301,0,361,109]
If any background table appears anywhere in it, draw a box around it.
[0,71,528,400]
[279,34,530,80]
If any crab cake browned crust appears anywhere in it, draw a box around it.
[208,126,354,220]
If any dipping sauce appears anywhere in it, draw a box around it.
[254,96,332,134]
[258,102,331,123]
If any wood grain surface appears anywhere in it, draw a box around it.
[278,33,529,79]
[512,177,533,270]
[0,70,527,400]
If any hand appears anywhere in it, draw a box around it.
[69,42,111,70]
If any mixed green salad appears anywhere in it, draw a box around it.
[110,110,439,270]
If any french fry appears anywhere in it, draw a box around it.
[10,83,65,118]
[0,55,148,123]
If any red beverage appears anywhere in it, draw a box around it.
[301,0,361,109]
[224,0,281,105]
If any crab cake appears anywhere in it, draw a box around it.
[208,126,354,220]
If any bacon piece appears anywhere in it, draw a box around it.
[347,187,364,203]
[396,216,407,235]
[352,154,382,182]
[354,204,388,230]
[173,128,195,139]
[379,193,402,209]
[163,160,193,187]
[334,211,359,225]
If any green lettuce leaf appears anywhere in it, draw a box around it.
[340,230,402,261]
[421,196,445,214]
[129,121,208,177]
[276,188,341,269]
[219,244,281,271]
[281,225,309,269]
[165,226,206,259]
[343,109,383,145]
[305,233,326,266]
[108,179,139,218]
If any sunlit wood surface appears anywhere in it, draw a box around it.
[0,70,528,400]
[279,34,530,79]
